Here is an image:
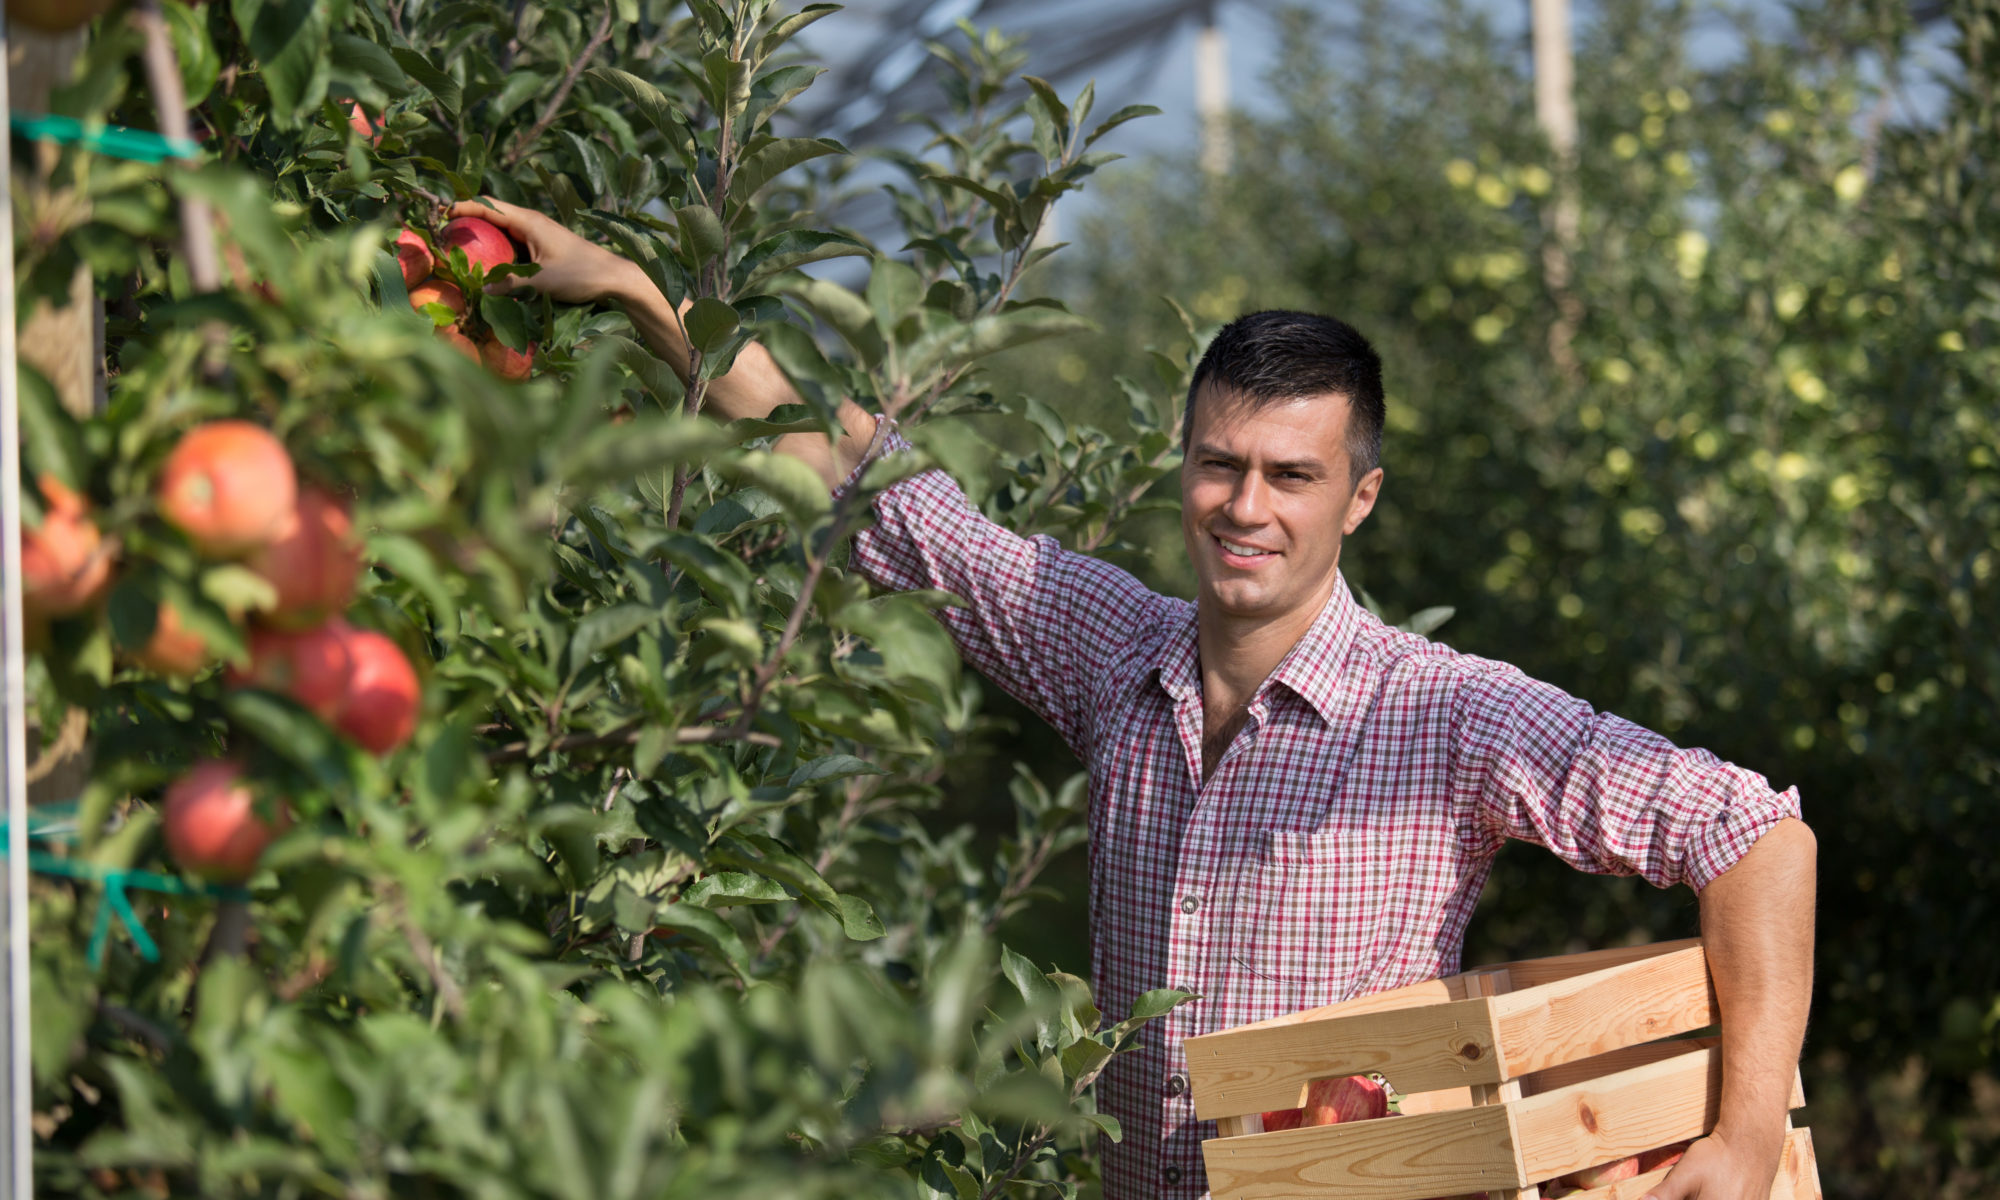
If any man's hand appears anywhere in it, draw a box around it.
[446,197,641,305]
[1643,1127,1785,1200]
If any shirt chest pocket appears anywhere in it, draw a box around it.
[1222,829,1387,1007]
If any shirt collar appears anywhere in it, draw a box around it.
[1151,575,1365,727]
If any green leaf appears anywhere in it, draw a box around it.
[756,4,840,59]
[733,229,869,291]
[1022,75,1069,160]
[587,66,681,140]
[558,416,730,485]
[836,894,886,941]
[231,0,334,123]
[787,755,888,787]
[1060,1038,1115,1084]
[1401,606,1457,636]
[684,296,741,355]
[566,604,658,680]
[389,47,461,115]
[674,204,726,266]
[164,0,221,106]
[682,871,790,907]
[729,136,845,201]
[1083,103,1162,149]
[716,450,830,524]
[653,902,751,979]
[1001,946,1065,1049]
[14,368,88,495]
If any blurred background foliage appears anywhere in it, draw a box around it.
[948,0,1997,1194]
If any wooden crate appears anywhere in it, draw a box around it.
[1186,938,1822,1200]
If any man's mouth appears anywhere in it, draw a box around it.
[1215,536,1278,559]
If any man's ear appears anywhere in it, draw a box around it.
[1343,467,1384,535]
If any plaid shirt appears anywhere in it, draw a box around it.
[846,434,1802,1200]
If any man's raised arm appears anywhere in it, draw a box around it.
[447,198,879,488]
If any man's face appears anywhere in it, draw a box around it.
[1180,388,1384,629]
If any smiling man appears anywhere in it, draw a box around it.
[454,199,1817,1200]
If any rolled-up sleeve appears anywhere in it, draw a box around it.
[1448,659,1803,891]
[838,420,1162,759]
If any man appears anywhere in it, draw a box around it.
[455,197,1817,1200]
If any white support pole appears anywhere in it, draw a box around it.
[1195,17,1230,176]
[0,14,35,1200]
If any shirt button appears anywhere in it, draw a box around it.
[1180,894,1200,913]
[1166,1073,1187,1097]
[1164,1166,1183,1185]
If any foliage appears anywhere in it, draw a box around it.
[16,2,1187,1196]
[1026,0,1999,1194]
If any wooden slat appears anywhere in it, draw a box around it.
[1523,1037,1807,1111]
[1492,946,1716,1081]
[1547,1126,1819,1200]
[1482,938,1703,991]
[1398,1086,1478,1115]
[1217,1114,1263,1137]
[1521,1036,1718,1096]
[1465,971,1541,1200]
[1222,975,1465,1035]
[1202,1102,1523,1200]
[1512,1045,1722,1183]
[1187,998,1504,1120]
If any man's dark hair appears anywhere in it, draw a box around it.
[1182,310,1386,484]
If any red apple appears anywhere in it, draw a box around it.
[1259,1107,1304,1132]
[478,337,535,380]
[439,215,515,276]
[1561,1155,1640,1191]
[229,624,354,720]
[347,100,382,145]
[408,279,467,321]
[157,421,298,558]
[395,228,434,288]
[1638,1140,1692,1173]
[329,622,420,753]
[162,760,285,882]
[246,486,362,629]
[1303,1075,1388,1126]
[438,325,480,361]
[21,475,114,621]
[132,600,217,677]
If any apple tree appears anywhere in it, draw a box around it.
[11,1,1185,1196]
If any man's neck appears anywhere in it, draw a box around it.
[1195,574,1343,715]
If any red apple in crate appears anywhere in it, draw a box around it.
[330,622,421,754]
[439,215,515,276]
[1304,1074,1388,1126]
[230,624,355,721]
[1259,1107,1304,1132]
[1560,1155,1640,1190]
[246,486,361,629]
[1638,1140,1692,1172]
[395,228,434,288]
[162,760,286,882]
[157,421,298,558]
[21,475,114,621]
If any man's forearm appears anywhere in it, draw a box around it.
[1696,817,1816,1163]
[605,260,876,487]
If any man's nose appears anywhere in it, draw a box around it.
[1224,471,1269,526]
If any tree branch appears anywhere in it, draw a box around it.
[501,4,617,168]
[485,719,779,764]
